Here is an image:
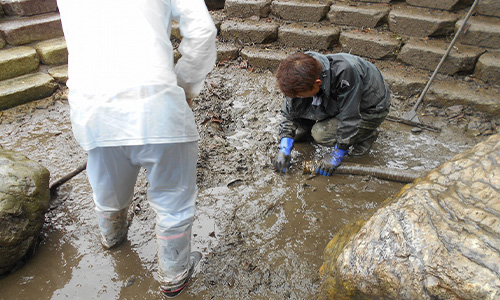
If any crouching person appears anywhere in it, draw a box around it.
[273,52,391,176]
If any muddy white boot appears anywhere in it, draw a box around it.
[160,251,202,298]
[97,209,129,249]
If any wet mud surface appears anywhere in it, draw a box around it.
[0,62,498,299]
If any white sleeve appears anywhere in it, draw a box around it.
[171,0,217,99]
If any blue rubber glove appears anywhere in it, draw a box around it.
[274,137,294,173]
[316,145,348,176]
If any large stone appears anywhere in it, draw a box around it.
[406,0,473,11]
[477,0,500,18]
[34,37,68,65]
[398,39,483,75]
[0,12,63,46]
[0,46,39,81]
[340,30,401,60]
[389,4,458,38]
[240,46,289,71]
[380,65,428,97]
[328,3,390,28]
[0,73,57,110]
[48,64,68,84]
[224,0,271,18]
[0,0,58,16]
[220,19,278,44]
[474,52,500,85]
[278,23,340,50]
[0,149,50,275]
[216,42,240,63]
[271,0,330,22]
[456,16,500,50]
[320,133,500,300]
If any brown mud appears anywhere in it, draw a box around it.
[0,61,498,299]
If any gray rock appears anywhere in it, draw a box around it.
[0,149,50,275]
[320,133,500,300]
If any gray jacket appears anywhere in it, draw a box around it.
[279,51,391,148]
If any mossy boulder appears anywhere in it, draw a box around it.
[0,148,50,275]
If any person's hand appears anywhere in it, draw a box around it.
[274,137,294,173]
[316,145,348,176]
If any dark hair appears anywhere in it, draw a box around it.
[275,53,322,98]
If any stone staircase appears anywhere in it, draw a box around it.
[0,0,65,110]
[1,0,499,116]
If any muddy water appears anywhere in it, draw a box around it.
[0,65,486,299]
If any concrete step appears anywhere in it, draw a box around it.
[456,15,500,50]
[33,37,67,65]
[1,0,57,17]
[328,3,390,28]
[220,19,278,44]
[224,0,271,18]
[278,22,339,50]
[477,0,500,18]
[271,0,330,22]
[339,30,402,59]
[0,12,63,46]
[406,0,472,11]
[0,73,57,110]
[0,46,39,81]
[398,38,484,75]
[389,4,459,38]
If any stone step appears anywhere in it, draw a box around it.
[0,73,57,110]
[0,12,63,46]
[456,15,500,49]
[240,46,289,70]
[33,37,67,65]
[475,52,500,85]
[406,0,472,11]
[398,38,484,75]
[427,77,500,116]
[389,4,459,38]
[0,46,39,81]
[278,22,339,50]
[48,64,67,84]
[377,61,500,117]
[224,0,271,18]
[220,19,278,44]
[271,0,330,22]
[477,0,500,18]
[216,42,240,63]
[339,30,402,59]
[352,0,391,3]
[328,3,390,28]
[1,0,57,17]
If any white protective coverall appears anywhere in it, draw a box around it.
[57,0,217,288]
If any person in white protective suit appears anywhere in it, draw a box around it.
[56,0,217,297]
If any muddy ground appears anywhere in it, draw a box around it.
[0,60,498,300]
